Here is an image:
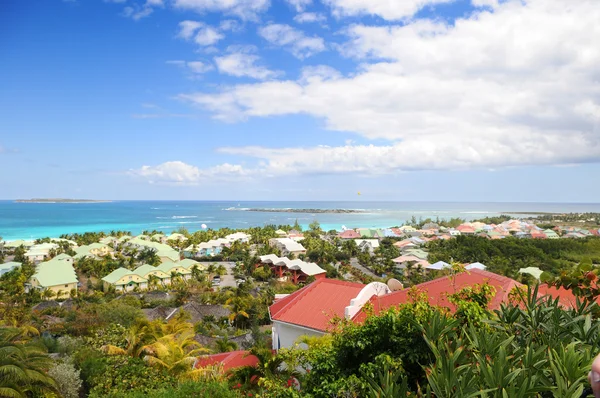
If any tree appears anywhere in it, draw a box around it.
[0,328,58,397]
[48,361,83,398]
[215,335,238,353]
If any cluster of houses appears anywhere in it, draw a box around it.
[101,259,204,292]
[1,231,253,298]
[338,220,600,242]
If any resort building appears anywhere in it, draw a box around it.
[183,239,229,258]
[132,264,172,286]
[4,240,35,250]
[29,258,78,298]
[225,232,250,244]
[24,243,59,263]
[260,254,326,284]
[74,242,113,259]
[338,230,361,239]
[157,261,192,281]
[268,238,306,257]
[102,268,148,292]
[166,233,188,243]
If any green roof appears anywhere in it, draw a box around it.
[404,249,429,259]
[133,264,158,276]
[0,262,21,271]
[32,260,78,287]
[178,259,200,269]
[157,261,190,274]
[157,250,180,261]
[53,253,73,260]
[102,267,140,284]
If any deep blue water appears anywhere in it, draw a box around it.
[1,201,600,241]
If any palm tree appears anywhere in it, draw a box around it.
[101,320,154,358]
[215,335,238,353]
[0,328,58,397]
[42,289,54,301]
[142,329,208,376]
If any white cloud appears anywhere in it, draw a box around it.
[294,12,327,23]
[179,0,600,173]
[167,60,214,76]
[122,5,154,20]
[176,20,224,46]
[285,0,312,12]
[258,24,325,59]
[323,0,454,20]
[146,0,163,5]
[220,19,243,32]
[129,161,250,184]
[177,20,202,40]
[172,0,270,20]
[215,52,281,80]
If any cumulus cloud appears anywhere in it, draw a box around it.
[215,52,281,80]
[294,12,327,23]
[122,5,154,20]
[172,0,269,20]
[323,0,454,20]
[176,20,224,46]
[285,0,312,12]
[258,24,325,59]
[179,0,600,173]
[129,161,250,184]
[167,60,214,76]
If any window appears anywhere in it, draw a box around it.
[129,276,132,280]
[65,284,69,288]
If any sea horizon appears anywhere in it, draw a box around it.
[2,200,600,241]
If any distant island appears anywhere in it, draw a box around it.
[244,208,366,214]
[15,199,112,203]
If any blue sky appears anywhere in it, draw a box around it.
[1,0,599,202]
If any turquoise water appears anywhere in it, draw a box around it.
[1,201,600,240]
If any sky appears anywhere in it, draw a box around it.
[0,0,599,202]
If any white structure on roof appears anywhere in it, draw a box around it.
[269,238,306,256]
[345,282,391,319]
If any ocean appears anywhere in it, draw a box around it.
[1,200,600,241]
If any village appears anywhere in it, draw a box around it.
[1,216,600,396]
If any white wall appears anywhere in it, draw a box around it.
[272,321,324,350]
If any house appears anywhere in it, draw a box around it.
[398,225,417,233]
[0,261,21,276]
[354,239,380,255]
[260,254,326,284]
[269,238,306,257]
[102,267,148,292]
[352,269,522,323]
[269,279,390,350]
[456,224,476,235]
[338,230,361,239]
[403,248,428,260]
[543,229,559,239]
[448,228,461,236]
[194,350,259,372]
[29,259,78,298]
[426,261,451,271]
[184,239,228,258]
[151,233,167,243]
[275,229,288,237]
[178,258,204,271]
[392,255,430,271]
[167,233,188,242]
[74,242,113,259]
[422,222,440,231]
[133,264,172,286]
[157,261,192,281]
[156,249,181,263]
[4,240,35,250]
[530,230,547,239]
[225,232,250,244]
[25,243,59,263]
[465,262,487,270]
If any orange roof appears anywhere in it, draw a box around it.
[352,270,522,322]
[537,284,600,308]
[195,350,259,371]
[269,278,365,332]
[338,230,361,239]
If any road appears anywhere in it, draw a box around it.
[199,261,237,289]
[349,258,379,278]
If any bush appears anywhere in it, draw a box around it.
[48,361,83,398]
[101,381,241,398]
[88,355,176,397]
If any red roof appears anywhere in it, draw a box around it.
[537,284,600,308]
[352,270,521,323]
[338,230,361,239]
[457,225,476,233]
[194,350,259,371]
[590,230,600,237]
[269,278,365,332]
[530,230,547,239]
